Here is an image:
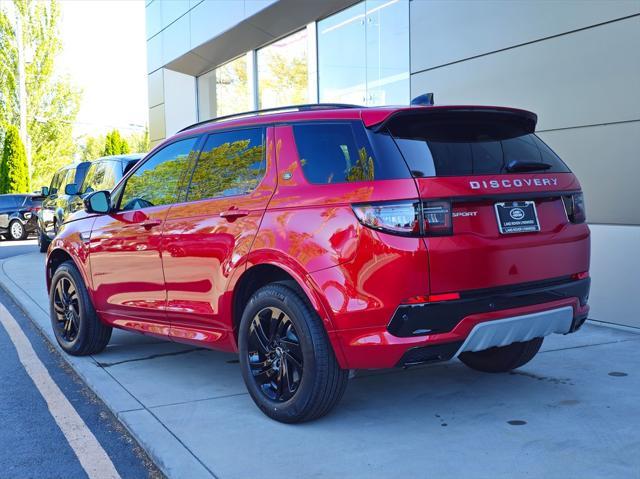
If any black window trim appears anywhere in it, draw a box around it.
[184,125,268,203]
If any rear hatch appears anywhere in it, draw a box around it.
[377,107,589,294]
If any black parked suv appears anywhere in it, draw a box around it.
[37,154,142,252]
[0,194,44,240]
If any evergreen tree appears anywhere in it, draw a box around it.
[0,125,30,193]
[103,129,130,156]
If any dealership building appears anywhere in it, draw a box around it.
[145,0,640,327]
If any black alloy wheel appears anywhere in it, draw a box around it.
[238,283,348,423]
[248,306,304,402]
[52,277,80,343]
[49,261,112,355]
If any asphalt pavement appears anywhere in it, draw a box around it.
[0,240,163,479]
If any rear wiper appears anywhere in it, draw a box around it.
[505,160,552,172]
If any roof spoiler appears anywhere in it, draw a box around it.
[363,106,538,133]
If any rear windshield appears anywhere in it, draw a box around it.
[383,113,570,177]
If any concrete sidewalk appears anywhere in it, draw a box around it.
[3,250,640,478]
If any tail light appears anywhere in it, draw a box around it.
[352,200,421,237]
[562,192,586,224]
[352,199,453,237]
[422,200,453,236]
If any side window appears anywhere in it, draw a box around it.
[187,128,265,201]
[292,122,409,184]
[0,197,10,208]
[58,169,73,194]
[83,162,118,193]
[119,138,198,211]
[49,172,62,195]
[81,164,100,194]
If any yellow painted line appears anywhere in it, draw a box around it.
[0,303,121,479]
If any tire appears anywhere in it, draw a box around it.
[8,220,27,240]
[458,337,544,373]
[37,228,51,253]
[49,260,112,355]
[238,283,348,423]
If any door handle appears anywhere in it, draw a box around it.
[141,219,162,230]
[219,208,249,220]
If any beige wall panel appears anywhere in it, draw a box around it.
[539,121,640,225]
[410,0,640,73]
[148,69,164,109]
[410,17,640,131]
[163,70,197,137]
[149,103,166,142]
[162,15,191,67]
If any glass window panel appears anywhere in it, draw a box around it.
[365,0,410,105]
[197,55,249,121]
[119,138,198,211]
[318,0,409,106]
[292,122,409,184]
[257,30,308,109]
[188,129,265,201]
[318,2,367,104]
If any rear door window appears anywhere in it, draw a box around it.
[292,122,410,184]
[187,128,265,201]
[383,113,569,177]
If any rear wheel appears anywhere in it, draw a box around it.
[8,220,27,240]
[50,261,112,355]
[458,337,544,373]
[238,283,348,423]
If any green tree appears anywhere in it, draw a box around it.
[79,134,105,161]
[0,0,81,188]
[0,125,30,193]
[103,129,130,156]
[127,128,150,153]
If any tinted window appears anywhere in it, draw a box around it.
[0,196,13,208]
[293,122,410,184]
[385,114,570,177]
[119,138,198,211]
[58,168,75,193]
[187,129,265,201]
[49,171,64,195]
[83,161,119,193]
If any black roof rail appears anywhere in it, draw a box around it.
[178,103,362,133]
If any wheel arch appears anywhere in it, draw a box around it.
[46,248,90,294]
[230,259,348,368]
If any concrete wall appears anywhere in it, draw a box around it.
[410,1,640,327]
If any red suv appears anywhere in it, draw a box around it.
[46,104,590,422]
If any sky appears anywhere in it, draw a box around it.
[57,0,148,139]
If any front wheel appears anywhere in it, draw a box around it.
[458,337,544,373]
[8,220,27,240]
[238,283,348,423]
[50,261,112,355]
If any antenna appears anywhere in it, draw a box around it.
[411,93,434,106]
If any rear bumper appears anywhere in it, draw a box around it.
[388,277,590,337]
[333,277,590,369]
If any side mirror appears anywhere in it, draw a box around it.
[64,183,78,195]
[84,190,111,214]
[41,186,49,196]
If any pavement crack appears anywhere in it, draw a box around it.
[96,347,205,368]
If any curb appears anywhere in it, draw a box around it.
[0,252,215,479]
